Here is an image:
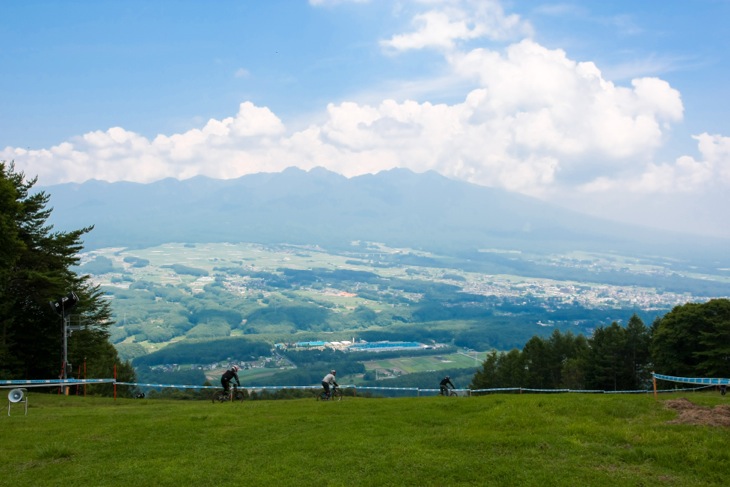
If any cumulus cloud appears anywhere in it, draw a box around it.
[4,41,686,194]
[5,52,684,198]
[581,133,730,194]
[5,103,287,184]
[381,0,532,52]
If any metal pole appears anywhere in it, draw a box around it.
[63,314,69,395]
[62,315,67,381]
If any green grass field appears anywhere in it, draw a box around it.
[2,391,728,486]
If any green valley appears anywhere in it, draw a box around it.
[71,241,730,389]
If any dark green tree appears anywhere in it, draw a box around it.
[584,317,650,391]
[624,314,652,388]
[0,166,25,372]
[469,350,501,390]
[522,336,553,388]
[697,316,730,377]
[651,299,730,377]
[530,329,589,389]
[585,323,628,390]
[470,349,526,390]
[496,348,527,388]
[0,162,134,392]
[558,332,589,389]
[560,355,587,390]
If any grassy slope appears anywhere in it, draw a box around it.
[2,392,729,486]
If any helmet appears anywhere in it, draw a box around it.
[445,376,450,380]
[331,369,336,375]
[232,365,239,372]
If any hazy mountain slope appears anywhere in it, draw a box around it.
[40,167,727,263]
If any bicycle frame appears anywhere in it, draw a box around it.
[318,385,341,401]
[212,385,244,403]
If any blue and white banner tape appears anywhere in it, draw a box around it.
[652,373,729,385]
[0,378,115,388]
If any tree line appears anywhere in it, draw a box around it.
[470,300,730,391]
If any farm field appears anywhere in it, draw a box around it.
[362,351,486,375]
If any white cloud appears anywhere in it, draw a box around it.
[581,133,730,194]
[381,0,532,52]
[446,40,684,188]
[5,103,287,184]
[3,38,690,194]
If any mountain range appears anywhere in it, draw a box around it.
[40,167,727,267]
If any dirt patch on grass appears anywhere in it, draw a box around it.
[664,398,730,427]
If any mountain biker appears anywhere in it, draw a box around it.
[221,365,241,393]
[439,376,455,396]
[322,369,338,398]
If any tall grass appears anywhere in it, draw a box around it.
[1,391,728,486]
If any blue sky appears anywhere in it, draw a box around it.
[2,0,730,238]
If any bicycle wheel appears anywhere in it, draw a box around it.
[211,391,226,403]
[449,390,458,397]
[233,390,245,402]
[332,389,343,401]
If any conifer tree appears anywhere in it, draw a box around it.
[0,161,134,391]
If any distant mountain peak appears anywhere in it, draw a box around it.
[39,168,724,262]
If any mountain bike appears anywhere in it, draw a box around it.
[317,385,342,401]
[212,384,245,403]
[439,387,458,397]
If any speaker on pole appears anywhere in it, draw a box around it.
[7,388,28,416]
[8,388,24,403]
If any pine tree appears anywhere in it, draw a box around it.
[0,161,134,391]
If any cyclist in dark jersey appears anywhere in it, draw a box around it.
[439,376,455,396]
[221,365,241,393]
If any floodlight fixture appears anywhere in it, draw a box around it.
[49,291,79,316]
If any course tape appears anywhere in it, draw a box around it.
[0,379,115,389]
[116,383,710,395]
[652,373,729,385]
[1,377,723,393]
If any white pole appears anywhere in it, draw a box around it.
[62,314,68,381]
